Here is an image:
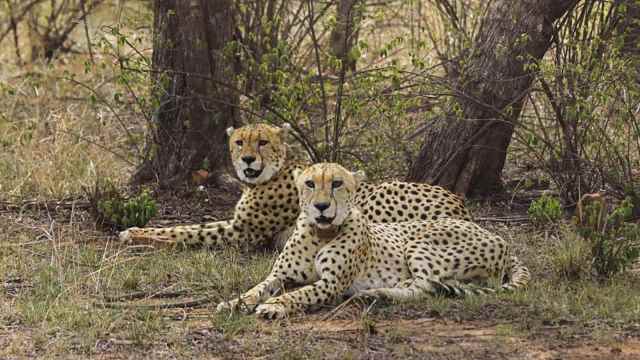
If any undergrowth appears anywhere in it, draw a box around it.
[2,211,640,357]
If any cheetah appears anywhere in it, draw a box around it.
[119,123,472,250]
[216,163,529,319]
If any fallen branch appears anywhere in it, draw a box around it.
[102,289,191,302]
[0,199,91,212]
[95,295,218,310]
[475,216,530,223]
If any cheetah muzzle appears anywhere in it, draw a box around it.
[315,215,334,225]
[243,168,263,179]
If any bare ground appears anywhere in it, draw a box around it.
[2,188,640,359]
[2,308,639,359]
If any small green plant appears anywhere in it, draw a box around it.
[528,195,563,224]
[551,230,591,280]
[90,179,157,230]
[577,195,640,278]
[623,185,640,219]
[98,189,157,230]
[122,274,141,291]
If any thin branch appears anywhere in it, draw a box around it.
[57,129,135,166]
[307,0,330,159]
[5,0,23,64]
[80,0,94,63]
[0,0,42,44]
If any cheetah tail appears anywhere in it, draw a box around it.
[501,256,530,291]
[428,280,496,298]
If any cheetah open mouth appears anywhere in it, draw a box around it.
[315,215,334,225]
[243,168,263,179]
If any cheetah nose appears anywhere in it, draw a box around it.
[314,202,330,212]
[242,156,256,165]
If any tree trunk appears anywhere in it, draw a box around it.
[330,0,361,72]
[619,0,640,59]
[619,0,640,86]
[619,0,640,218]
[407,0,577,197]
[134,0,238,188]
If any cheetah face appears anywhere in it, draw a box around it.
[227,123,291,185]
[294,163,365,229]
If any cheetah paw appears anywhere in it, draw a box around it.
[216,297,258,314]
[255,303,288,320]
[216,299,237,313]
[118,227,140,243]
[118,227,175,247]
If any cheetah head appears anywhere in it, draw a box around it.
[227,123,291,185]
[293,163,366,229]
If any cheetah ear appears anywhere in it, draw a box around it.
[292,168,303,182]
[353,170,366,183]
[279,123,292,136]
[226,126,235,137]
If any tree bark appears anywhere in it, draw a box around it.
[330,0,361,72]
[619,0,640,59]
[407,0,577,197]
[134,0,238,187]
[619,0,640,218]
[619,0,640,87]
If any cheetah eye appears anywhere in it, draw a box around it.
[305,180,315,189]
[235,140,243,146]
[258,140,269,146]
[332,180,343,189]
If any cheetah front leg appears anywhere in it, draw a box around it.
[119,219,261,249]
[216,274,285,313]
[254,280,338,319]
[217,229,318,314]
[119,220,227,243]
[254,245,361,319]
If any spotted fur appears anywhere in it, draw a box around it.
[217,163,529,319]
[119,124,472,250]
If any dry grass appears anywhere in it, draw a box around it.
[0,2,149,200]
[2,208,640,358]
[0,208,271,357]
[2,2,640,359]
[0,77,137,200]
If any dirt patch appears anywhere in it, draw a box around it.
[0,327,37,358]
[282,316,640,360]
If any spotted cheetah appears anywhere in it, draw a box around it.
[119,123,472,250]
[216,163,529,319]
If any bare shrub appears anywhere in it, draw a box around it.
[516,1,640,208]
[576,193,640,278]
